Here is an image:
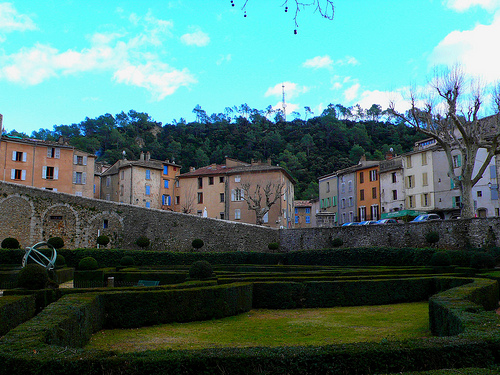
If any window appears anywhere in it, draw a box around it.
[231,189,244,201]
[453,154,462,168]
[422,172,428,186]
[209,176,214,185]
[73,172,86,184]
[348,197,353,207]
[408,195,415,208]
[162,195,171,206]
[164,180,169,189]
[341,183,345,193]
[11,169,26,180]
[220,212,225,220]
[348,180,352,192]
[453,196,461,208]
[392,172,397,183]
[359,172,364,184]
[74,155,87,165]
[106,176,111,187]
[235,175,241,182]
[407,175,415,188]
[120,185,124,196]
[421,152,427,166]
[341,198,346,209]
[477,190,482,197]
[175,179,180,187]
[263,212,269,223]
[369,170,377,181]
[422,193,430,207]
[359,206,366,221]
[198,177,203,189]
[75,191,83,197]
[120,170,124,180]
[42,166,58,180]
[50,216,62,220]
[305,216,311,224]
[406,155,412,168]
[12,151,26,162]
[145,169,151,180]
[105,194,110,201]
[392,190,398,200]
[175,196,180,205]
[47,147,60,159]
[197,192,203,204]
[235,209,241,219]
[371,205,379,221]
[197,210,203,216]
[163,165,169,175]
[145,185,151,196]
[326,181,330,192]
[146,202,151,208]
[219,176,224,183]
[360,189,365,201]
[103,219,108,228]
[220,193,225,202]
[372,187,377,199]
[305,207,311,214]
[295,216,299,224]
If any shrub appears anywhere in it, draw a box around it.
[426,231,440,245]
[192,239,204,250]
[120,256,135,267]
[55,254,66,267]
[430,251,452,267]
[17,264,49,289]
[47,237,64,249]
[331,238,343,248]
[135,236,150,249]
[470,252,496,269]
[1,237,20,249]
[189,260,213,280]
[268,242,279,251]
[97,235,110,247]
[78,257,99,271]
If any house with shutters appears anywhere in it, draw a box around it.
[317,172,338,226]
[177,158,295,228]
[99,152,181,210]
[0,122,95,198]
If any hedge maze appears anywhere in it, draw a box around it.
[1,248,500,374]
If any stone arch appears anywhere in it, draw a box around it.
[86,211,125,248]
[41,204,78,248]
[0,195,35,248]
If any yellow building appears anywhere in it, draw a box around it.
[178,158,295,228]
[0,131,95,198]
[100,152,181,210]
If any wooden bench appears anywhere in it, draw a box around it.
[137,280,160,287]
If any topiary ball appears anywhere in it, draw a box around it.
[47,237,64,249]
[189,260,213,280]
[426,231,440,245]
[136,236,150,249]
[192,239,204,249]
[430,251,451,267]
[470,252,495,269]
[331,238,343,248]
[97,235,110,246]
[55,254,66,268]
[1,237,20,249]
[120,256,135,267]
[268,242,279,251]
[17,264,49,290]
[78,257,99,270]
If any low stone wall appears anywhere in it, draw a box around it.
[0,181,497,253]
[0,181,278,252]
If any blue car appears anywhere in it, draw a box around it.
[412,214,442,222]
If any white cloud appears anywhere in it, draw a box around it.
[0,3,36,33]
[344,83,360,102]
[216,54,232,65]
[114,62,197,101]
[180,29,210,47]
[303,55,333,69]
[445,0,500,11]
[265,82,309,100]
[429,13,500,82]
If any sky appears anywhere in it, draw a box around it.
[1,0,500,135]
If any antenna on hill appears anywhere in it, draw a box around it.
[282,83,287,122]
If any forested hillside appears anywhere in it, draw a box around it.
[16,108,424,199]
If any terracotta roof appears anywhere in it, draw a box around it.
[295,200,313,207]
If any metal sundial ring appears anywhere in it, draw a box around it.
[22,242,57,270]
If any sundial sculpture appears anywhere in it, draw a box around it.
[22,242,57,270]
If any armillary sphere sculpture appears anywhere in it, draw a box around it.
[22,242,57,270]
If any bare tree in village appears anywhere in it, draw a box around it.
[240,181,285,225]
[390,66,500,219]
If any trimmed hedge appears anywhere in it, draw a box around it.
[0,295,36,336]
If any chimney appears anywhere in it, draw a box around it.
[267,158,271,165]
[190,167,196,172]
[210,163,217,169]
[385,151,393,160]
[140,152,145,161]
[146,152,151,161]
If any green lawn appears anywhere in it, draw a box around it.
[86,302,430,352]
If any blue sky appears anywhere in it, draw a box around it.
[1,0,500,134]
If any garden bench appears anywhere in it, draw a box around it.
[137,280,160,287]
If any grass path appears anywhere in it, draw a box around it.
[86,302,430,352]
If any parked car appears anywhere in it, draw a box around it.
[359,220,378,225]
[342,222,360,226]
[411,214,442,222]
[375,219,398,224]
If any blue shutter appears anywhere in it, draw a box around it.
[490,165,497,179]
[492,187,499,200]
